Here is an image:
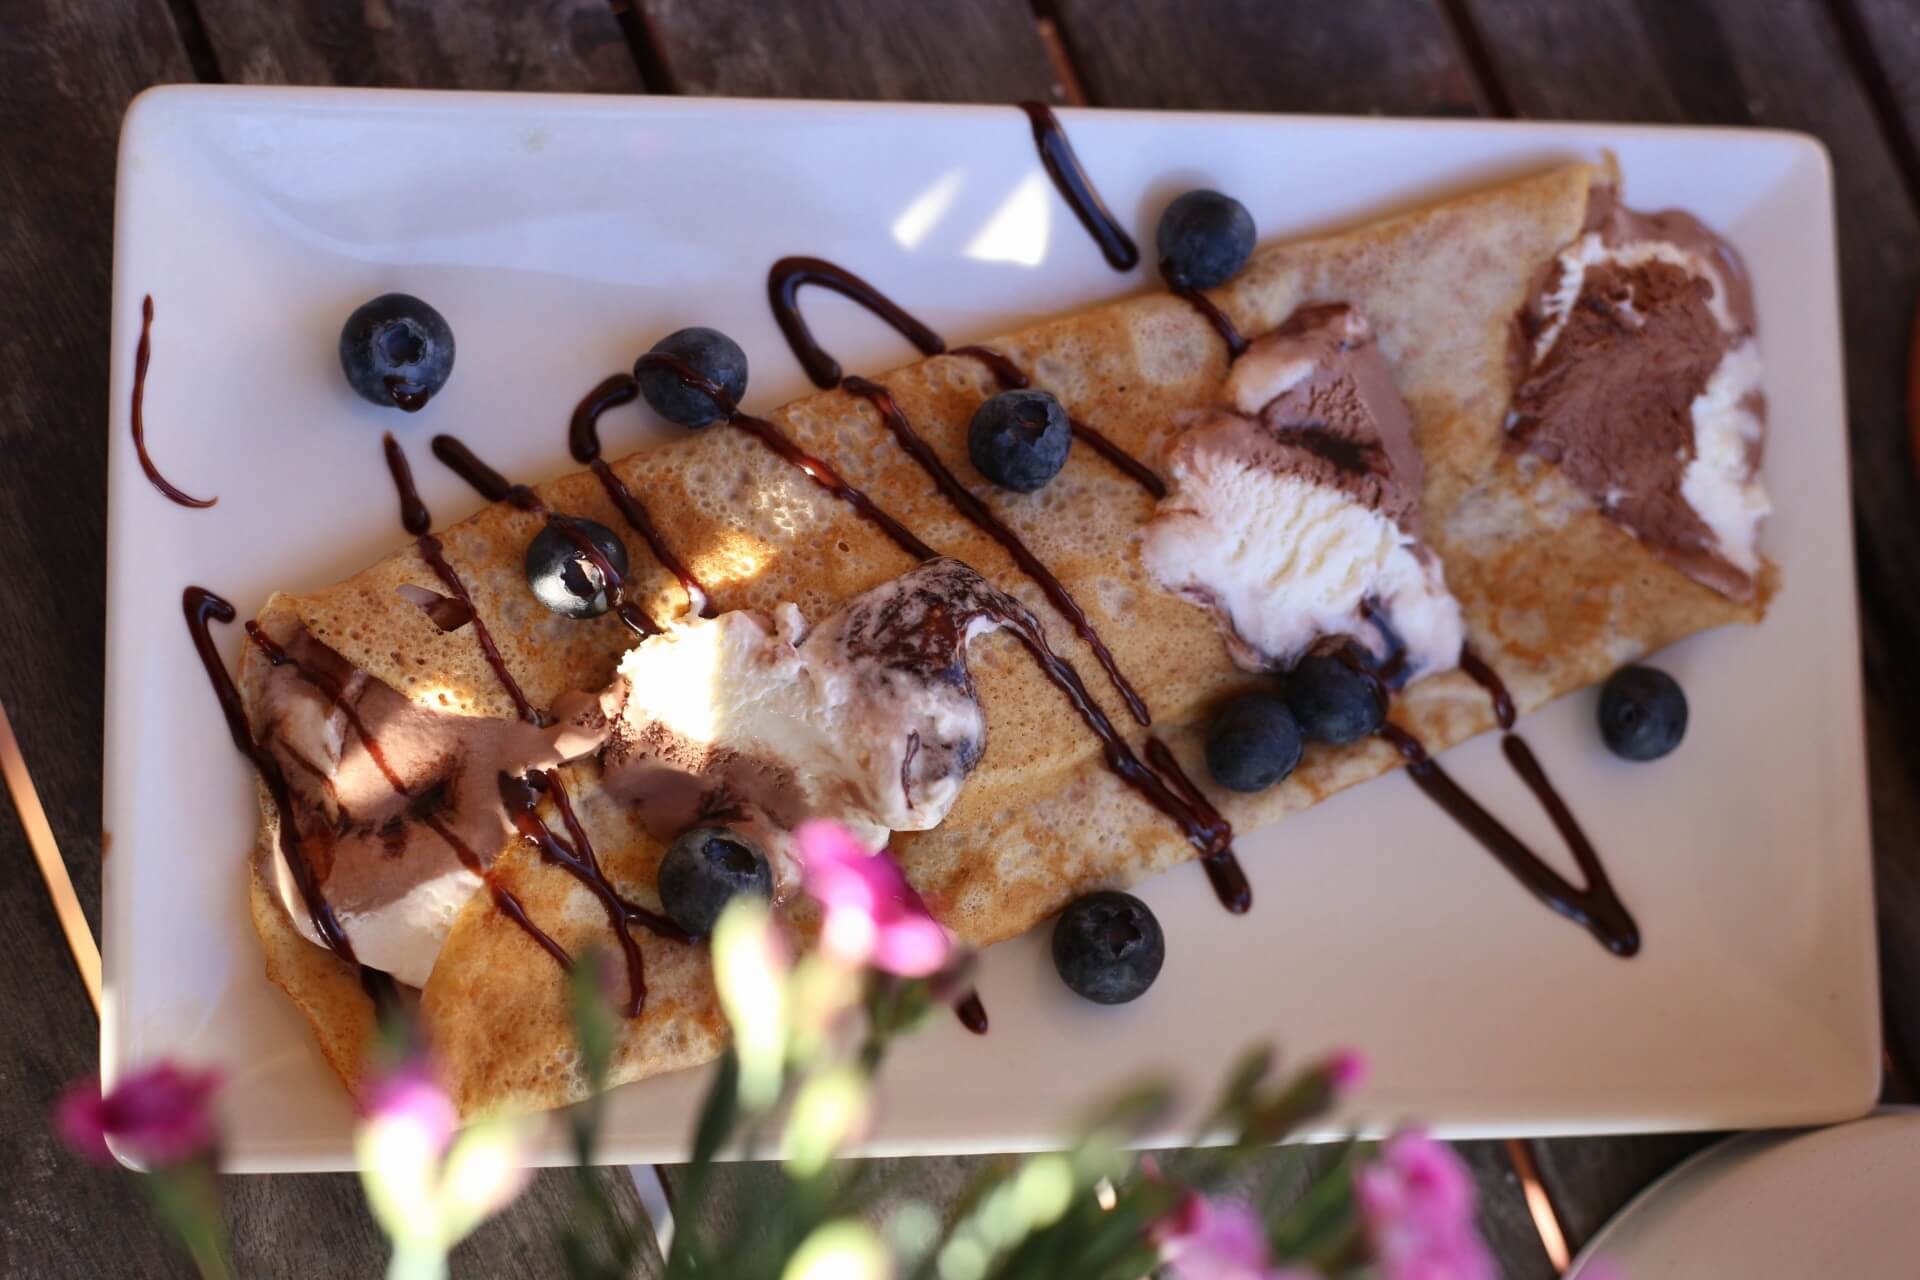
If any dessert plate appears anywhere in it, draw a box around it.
[104,87,1870,1171]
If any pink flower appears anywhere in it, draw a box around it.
[1153,1192,1318,1280]
[360,1061,458,1157]
[56,1062,222,1166]
[1326,1048,1369,1093]
[797,820,950,977]
[1357,1130,1495,1280]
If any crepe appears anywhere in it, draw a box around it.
[241,157,1767,1116]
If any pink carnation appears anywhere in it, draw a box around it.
[797,820,950,977]
[1153,1192,1319,1280]
[360,1061,458,1157]
[1356,1130,1495,1280]
[56,1062,222,1166]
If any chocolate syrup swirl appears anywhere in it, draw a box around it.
[382,433,432,536]
[1165,275,1250,360]
[184,587,400,1007]
[1354,647,1638,955]
[500,769,690,1018]
[131,297,217,508]
[631,351,1247,909]
[1145,736,1250,912]
[948,345,1167,499]
[1017,102,1140,272]
[430,434,663,638]
[634,352,939,560]
[414,533,540,723]
[843,375,1152,726]
[568,375,714,618]
[759,255,1167,498]
[768,256,947,388]
[955,989,989,1035]
[384,375,431,413]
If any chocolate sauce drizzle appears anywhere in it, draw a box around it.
[948,345,1168,499]
[568,374,714,617]
[500,769,690,1018]
[183,587,397,1007]
[430,434,663,638]
[1166,276,1250,360]
[1017,102,1140,272]
[768,256,946,389]
[382,433,432,536]
[633,351,1246,909]
[955,989,989,1035]
[844,375,1152,726]
[1357,648,1639,955]
[384,375,431,413]
[131,297,217,508]
[415,532,541,723]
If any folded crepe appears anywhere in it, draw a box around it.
[241,155,1770,1116]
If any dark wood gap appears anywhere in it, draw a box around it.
[164,0,225,83]
[1029,0,1089,105]
[1824,0,1920,217]
[609,0,677,93]
[1435,0,1514,118]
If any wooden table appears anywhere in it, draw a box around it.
[4,1,1917,1274]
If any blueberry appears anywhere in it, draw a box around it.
[968,389,1071,492]
[524,517,629,619]
[1282,653,1385,746]
[339,293,455,411]
[1156,190,1256,290]
[1598,665,1687,762]
[637,327,748,428]
[1051,891,1165,1005]
[659,826,773,936]
[1205,693,1304,792]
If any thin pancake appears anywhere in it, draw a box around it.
[241,157,1767,1116]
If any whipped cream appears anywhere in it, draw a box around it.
[1141,303,1464,681]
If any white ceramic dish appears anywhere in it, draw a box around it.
[104,86,1873,1171]
[1567,1110,1920,1278]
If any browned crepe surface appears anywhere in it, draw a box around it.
[241,157,1767,1116]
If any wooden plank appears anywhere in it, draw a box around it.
[0,3,205,1273]
[633,0,1059,100]
[1839,0,1920,200]
[191,0,646,91]
[1526,1132,1720,1253]
[1055,0,1484,116]
[1460,0,1920,1248]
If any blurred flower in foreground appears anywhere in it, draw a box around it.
[56,1062,222,1166]
[797,820,948,977]
[357,1060,529,1280]
[1356,1130,1495,1280]
[783,1218,891,1280]
[712,894,793,1109]
[1154,1192,1320,1280]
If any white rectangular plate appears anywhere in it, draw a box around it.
[105,87,1874,1171]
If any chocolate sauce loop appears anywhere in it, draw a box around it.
[768,257,947,389]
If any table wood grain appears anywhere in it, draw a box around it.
[3,1,1916,1275]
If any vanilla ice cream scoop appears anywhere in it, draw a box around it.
[601,558,1007,885]
[1141,303,1464,681]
